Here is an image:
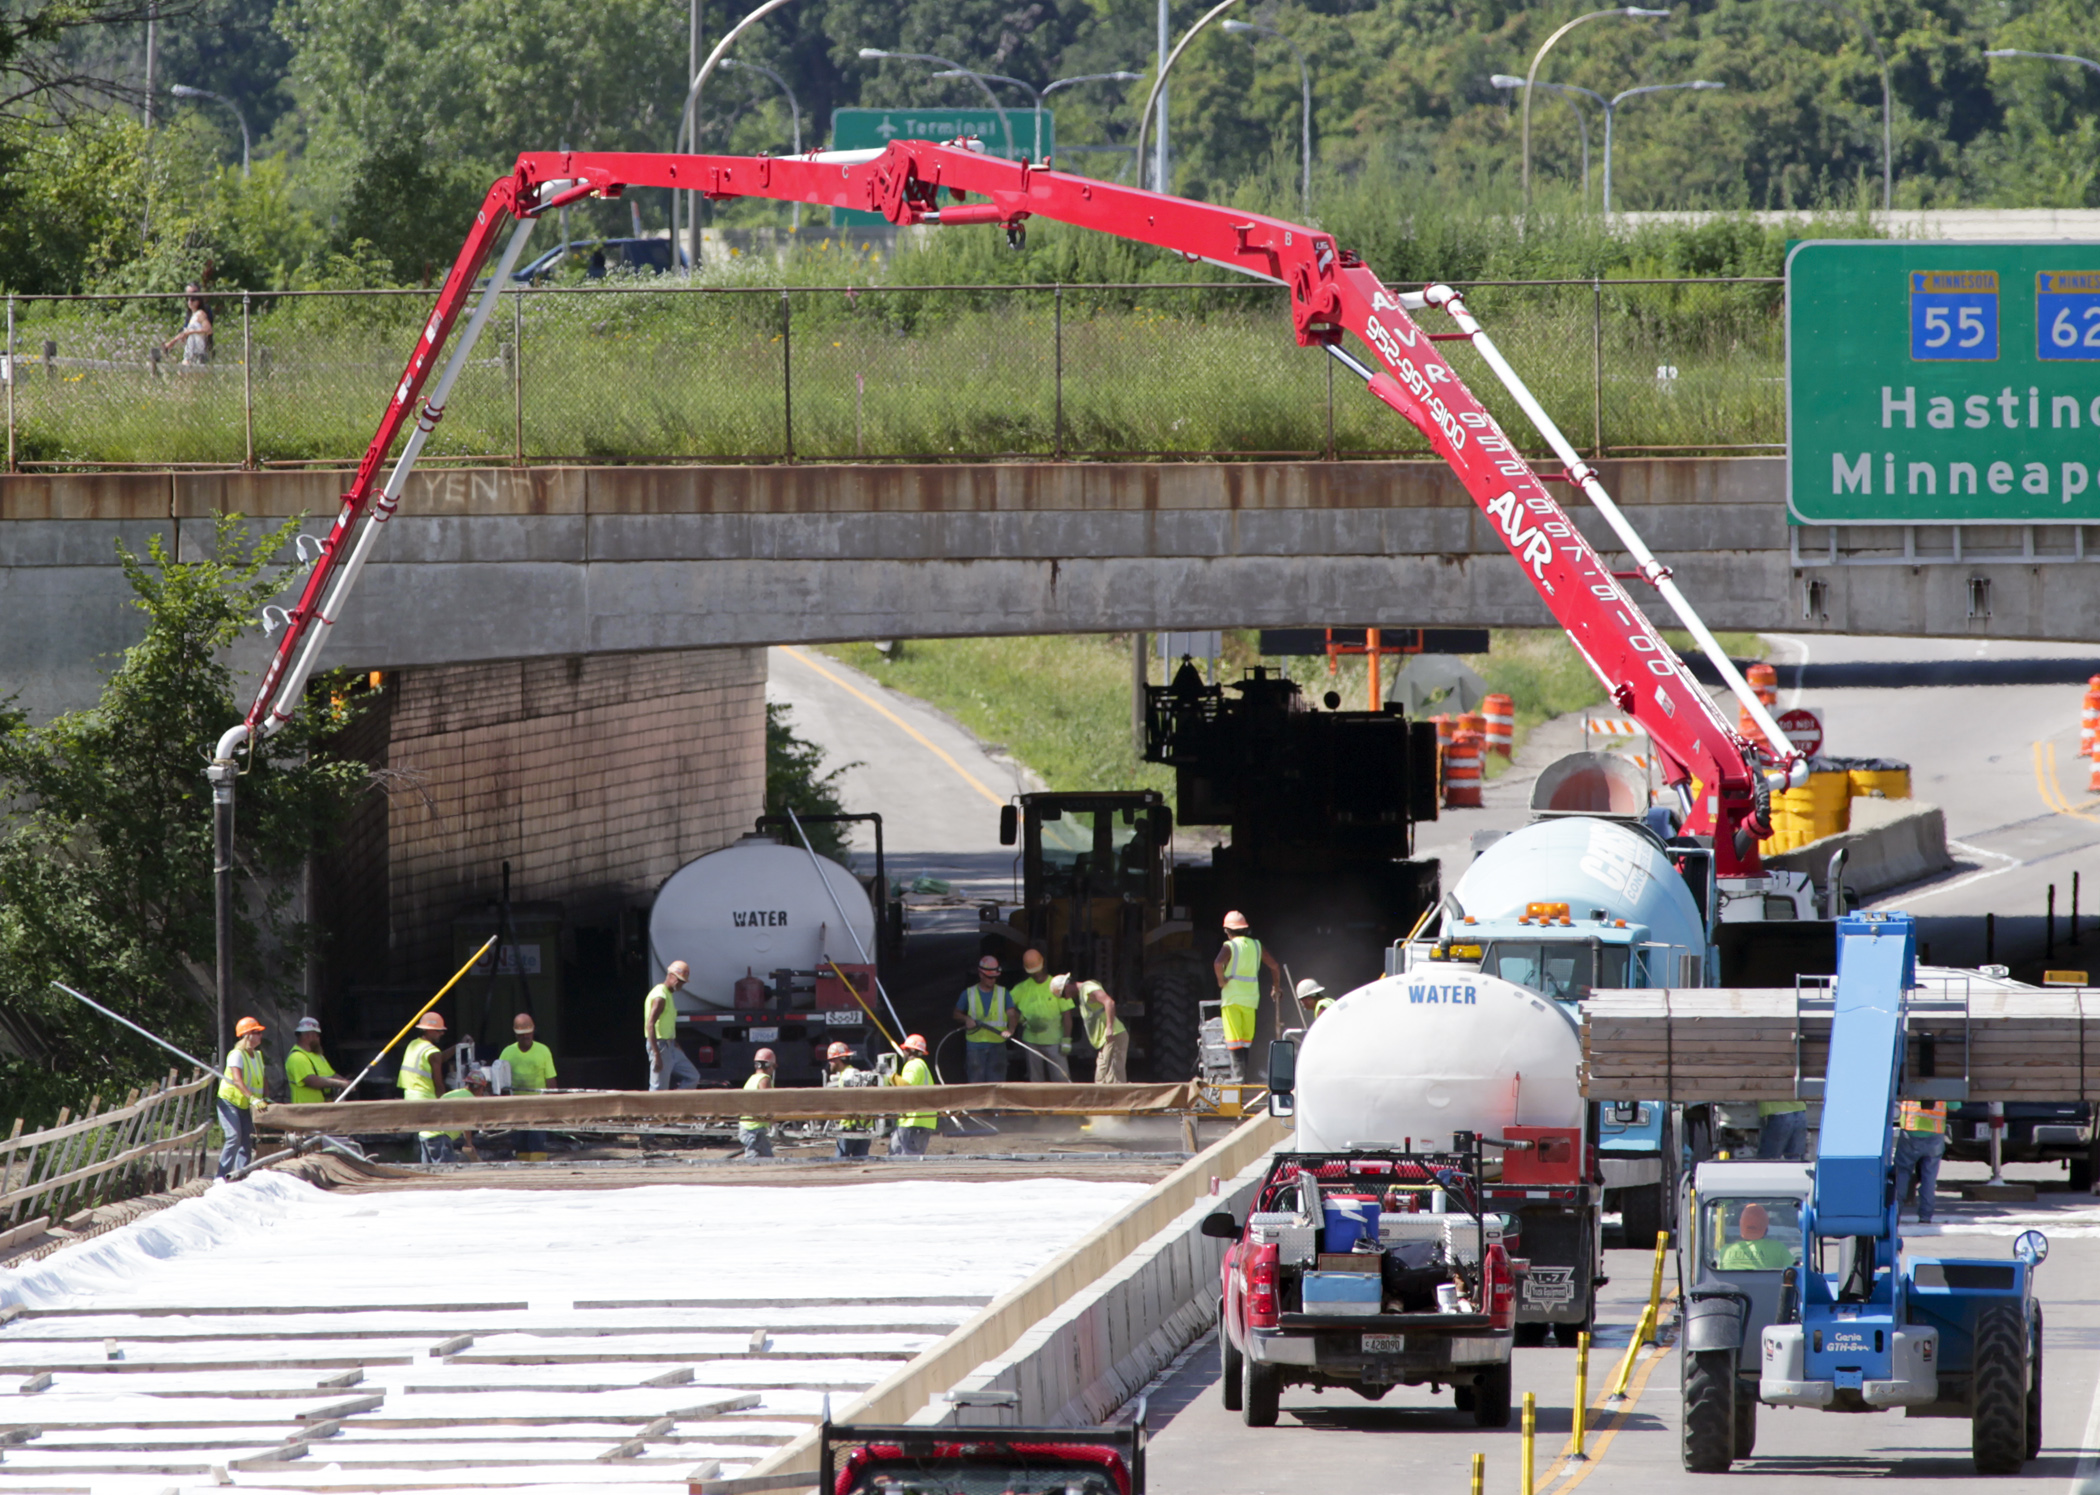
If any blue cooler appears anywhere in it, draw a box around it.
[1301,1270,1383,1316]
[1322,1195,1382,1253]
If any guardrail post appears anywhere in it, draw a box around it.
[511,290,524,464]
[242,292,255,469]
[1591,276,1604,458]
[1053,283,1064,460]
[781,288,794,463]
[1325,351,1336,460]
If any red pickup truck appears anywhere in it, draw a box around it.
[1204,1139,1517,1428]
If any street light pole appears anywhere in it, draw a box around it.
[1600,79,1723,211]
[859,50,1016,157]
[1491,75,1601,201]
[1137,0,1246,199]
[168,83,250,177]
[1789,0,1891,210]
[721,57,802,228]
[1155,0,1170,191]
[672,0,806,273]
[1985,46,2100,80]
[937,69,1044,157]
[1222,19,1313,214]
[1521,7,1669,213]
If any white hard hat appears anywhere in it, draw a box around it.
[1295,978,1326,1001]
[295,1016,322,1033]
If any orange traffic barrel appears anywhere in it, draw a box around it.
[1483,693,1516,758]
[1444,730,1485,809]
[2082,683,2100,757]
[1457,710,1488,742]
[1432,713,1453,751]
[1747,661,1779,705]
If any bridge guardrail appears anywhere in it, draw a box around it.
[3,277,1784,472]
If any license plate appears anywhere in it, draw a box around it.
[748,1027,780,1042]
[823,1010,864,1026]
[1362,1333,1406,1354]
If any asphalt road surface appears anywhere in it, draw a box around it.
[1140,1165,2100,1495]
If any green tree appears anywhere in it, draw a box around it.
[765,702,855,861]
[0,515,373,1129]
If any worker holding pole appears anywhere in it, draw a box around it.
[216,1016,269,1179]
[825,1041,879,1159]
[646,961,700,1091]
[285,1017,349,1103]
[954,955,1019,1084]
[738,1047,777,1159]
[398,1011,451,1101]
[1214,911,1284,1082]
[1009,947,1073,1081]
[889,1034,937,1156]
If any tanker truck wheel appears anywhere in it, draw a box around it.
[1681,1349,1735,1472]
[1471,1363,1512,1428]
[1219,1314,1244,1411]
[1241,1355,1281,1427]
[1620,1182,1665,1253]
[1970,1299,2028,1473]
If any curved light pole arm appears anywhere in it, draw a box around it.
[864,51,1015,156]
[1136,0,1246,196]
[1603,79,1723,211]
[939,68,1044,157]
[723,58,803,227]
[1523,8,1667,211]
[1985,46,2100,80]
[672,0,807,269]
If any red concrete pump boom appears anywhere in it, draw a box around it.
[222,140,1805,877]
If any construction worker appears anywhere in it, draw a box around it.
[1054,974,1128,1084]
[1893,1096,1949,1224]
[1757,1097,1810,1160]
[738,1048,777,1159]
[825,1041,878,1158]
[285,1017,348,1104]
[422,1066,492,1164]
[499,1013,557,1161]
[216,1016,268,1179]
[1718,1202,1798,1270]
[1295,978,1332,1024]
[1214,911,1284,1081]
[953,955,1018,1085]
[645,961,700,1091]
[1009,948,1073,1081]
[889,1033,937,1156]
[398,1011,450,1101]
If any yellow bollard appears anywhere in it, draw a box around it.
[1471,1452,1485,1495]
[1570,1329,1590,1459]
[1644,1231,1671,1343]
[1606,1304,1654,1401]
[1520,1391,1536,1495]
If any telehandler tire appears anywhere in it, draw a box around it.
[1970,1300,2028,1474]
[1732,1383,1757,1460]
[1621,1182,1665,1252]
[2025,1303,2044,1462]
[1681,1349,1735,1472]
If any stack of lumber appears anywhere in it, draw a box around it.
[1582,987,2100,1103]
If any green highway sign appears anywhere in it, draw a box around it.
[829,107,1053,228]
[1787,240,2100,524]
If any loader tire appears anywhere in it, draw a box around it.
[1732,1383,1758,1460]
[1681,1349,1736,1473]
[1241,1353,1280,1427]
[1621,1182,1665,1253]
[1971,1300,2028,1474]
[1472,1363,1513,1428]
[1219,1314,1243,1412]
[1513,1323,1550,1348]
[2026,1303,2044,1461]
[1145,965,1201,1082]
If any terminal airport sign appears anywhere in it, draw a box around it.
[829,108,1053,228]
[1787,241,2100,524]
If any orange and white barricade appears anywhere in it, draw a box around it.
[1444,730,1485,808]
[1483,693,1515,757]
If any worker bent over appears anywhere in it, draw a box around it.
[889,1033,937,1156]
[738,1048,777,1159]
[825,1041,878,1159]
[499,1013,557,1160]
[646,961,700,1091]
[954,955,1018,1085]
[1893,1097,1948,1224]
[1214,910,1284,1082]
[1055,974,1127,1084]
[422,1066,492,1164]
[1010,947,1073,1081]
[216,1016,268,1179]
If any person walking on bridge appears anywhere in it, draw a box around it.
[216,1016,268,1179]
[954,955,1018,1085]
[889,1033,937,1156]
[646,961,700,1091]
[1215,911,1284,1081]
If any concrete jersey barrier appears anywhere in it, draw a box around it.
[698,1111,1290,1495]
[1763,799,1953,900]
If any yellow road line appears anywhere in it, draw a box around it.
[1530,1293,1677,1490]
[778,645,1007,809]
[2032,739,2100,824]
[1543,1336,1674,1495]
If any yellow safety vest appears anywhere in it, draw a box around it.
[399,1037,441,1101]
[961,984,1012,1043]
[894,1056,937,1129]
[1900,1099,1947,1135]
[1221,936,1263,1010]
[1073,980,1125,1050]
[421,1086,472,1141]
[219,1046,265,1110]
[1010,976,1067,1043]
[285,1048,337,1106]
[740,1070,772,1132]
[829,1066,876,1130]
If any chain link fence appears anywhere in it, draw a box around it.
[1,278,1784,470]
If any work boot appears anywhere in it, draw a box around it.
[1227,1049,1247,1083]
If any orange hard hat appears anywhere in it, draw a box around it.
[234,1016,265,1037]
[826,1041,853,1062]
[1223,910,1250,931]
[753,1047,777,1064]
[901,1033,929,1055]
[416,1011,446,1032]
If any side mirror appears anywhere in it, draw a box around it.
[1200,1210,1240,1240]
[2015,1228,2049,1264]
[1266,1038,1298,1117]
[998,805,1018,847]
[1777,1266,1799,1324]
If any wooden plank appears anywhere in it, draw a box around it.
[446,1349,915,1365]
[299,1396,386,1420]
[0,1078,211,1161]
[572,1298,989,1311]
[20,1371,53,1393]
[0,1357,411,1375]
[19,1303,528,1319]
[430,1335,474,1356]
